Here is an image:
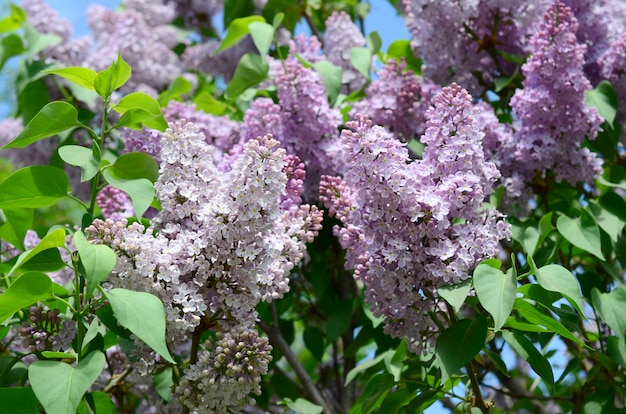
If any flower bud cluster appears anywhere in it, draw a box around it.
[321,84,510,354]
[18,306,75,352]
[176,327,272,413]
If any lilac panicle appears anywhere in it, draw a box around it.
[86,121,323,409]
[323,11,367,92]
[321,85,510,354]
[510,1,603,185]
[96,186,134,221]
[351,59,439,142]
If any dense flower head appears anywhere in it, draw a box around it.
[351,59,439,142]
[176,327,272,413]
[85,2,181,94]
[86,121,322,407]
[275,56,342,197]
[599,34,626,130]
[400,0,546,93]
[96,186,134,221]
[323,11,367,92]
[321,85,510,353]
[510,1,603,185]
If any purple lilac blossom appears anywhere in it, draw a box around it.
[320,84,510,354]
[510,1,603,185]
[351,59,439,142]
[598,34,626,131]
[86,121,323,409]
[85,1,181,95]
[22,0,93,66]
[323,11,367,92]
[400,0,547,93]
[275,54,342,197]
[96,186,134,221]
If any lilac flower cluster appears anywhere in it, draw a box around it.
[96,186,134,221]
[351,59,439,142]
[599,34,626,128]
[22,0,93,66]
[323,11,367,92]
[86,121,322,409]
[84,0,181,95]
[400,0,546,93]
[510,1,603,185]
[321,84,510,354]
[183,36,257,82]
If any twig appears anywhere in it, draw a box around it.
[103,366,133,393]
[259,304,337,414]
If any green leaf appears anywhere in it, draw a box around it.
[40,351,76,360]
[249,21,274,56]
[153,367,173,402]
[473,263,516,331]
[74,231,116,300]
[84,392,117,414]
[58,145,100,182]
[384,340,407,382]
[367,31,382,53]
[350,47,372,80]
[281,398,323,414]
[437,278,471,312]
[0,4,27,33]
[158,76,192,106]
[3,101,81,149]
[0,387,40,414]
[347,373,394,414]
[29,351,105,414]
[224,0,256,28]
[94,54,132,99]
[535,264,585,315]
[434,314,488,383]
[386,39,421,73]
[0,272,53,323]
[108,152,159,183]
[313,60,342,106]
[113,92,168,131]
[502,330,554,390]
[556,212,604,260]
[0,208,33,250]
[326,299,353,343]
[102,153,158,218]
[586,80,617,128]
[511,223,539,255]
[607,336,626,367]
[193,92,228,115]
[0,33,26,71]
[23,24,61,57]
[9,227,66,275]
[225,53,269,99]
[591,287,626,340]
[44,67,97,91]
[303,326,325,361]
[104,288,175,363]
[514,299,586,347]
[587,201,625,243]
[215,16,265,55]
[345,350,392,385]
